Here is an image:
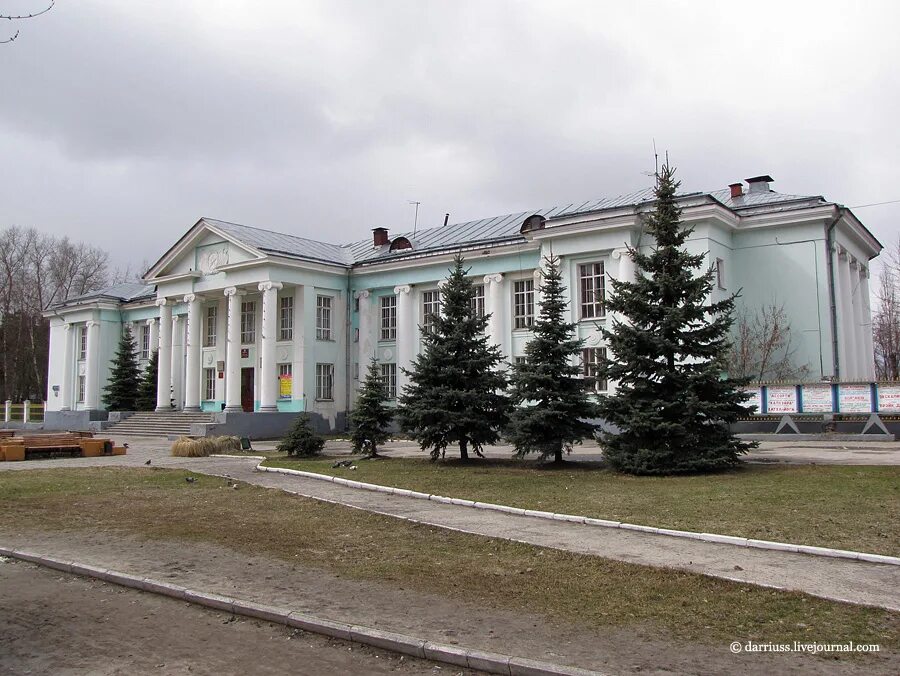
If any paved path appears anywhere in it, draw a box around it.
[3,437,898,611]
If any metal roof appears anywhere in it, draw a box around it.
[204,218,355,266]
[55,282,155,308]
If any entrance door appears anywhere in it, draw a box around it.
[241,368,255,412]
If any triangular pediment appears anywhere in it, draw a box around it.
[143,218,264,281]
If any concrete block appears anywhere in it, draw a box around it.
[466,648,511,673]
[700,533,749,547]
[11,549,45,564]
[796,545,858,560]
[619,523,659,535]
[745,539,799,552]
[524,509,555,519]
[406,490,431,500]
[231,599,292,625]
[429,495,453,504]
[656,528,699,539]
[68,562,113,580]
[41,557,73,574]
[449,498,476,507]
[391,487,417,498]
[479,503,528,516]
[509,656,600,676]
[349,626,427,659]
[183,589,235,613]
[423,642,469,668]
[583,518,621,529]
[287,611,353,640]
[550,513,585,524]
[141,578,189,599]
[856,552,900,565]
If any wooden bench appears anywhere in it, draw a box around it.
[0,433,120,461]
[0,430,15,439]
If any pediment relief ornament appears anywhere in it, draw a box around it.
[198,244,230,276]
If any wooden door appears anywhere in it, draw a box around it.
[240,368,255,412]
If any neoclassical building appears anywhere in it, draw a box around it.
[44,176,882,433]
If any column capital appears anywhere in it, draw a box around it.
[223,286,245,297]
[183,293,197,303]
[355,289,371,300]
[172,315,182,325]
[146,317,157,326]
[155,297,168,307]
[611,247,629,260]
[437,279,449,289]
[394,284,412,295]
[85,320,98,329]
[258,281,283,292]
[64,323,73,332]
[483,273,504,285]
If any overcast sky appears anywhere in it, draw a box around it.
[2,0,898,277]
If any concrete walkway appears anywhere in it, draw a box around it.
[3,438,898,611]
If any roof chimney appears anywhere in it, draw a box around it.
[443,213,450,227]
[729,182,744,199]
[746,175,774,194]
[372,227,389,247]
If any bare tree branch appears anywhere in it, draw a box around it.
[728,302,810,382]
[1,1,55,44]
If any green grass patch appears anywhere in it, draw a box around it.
[263,456,900,556]
[0,467,896,656]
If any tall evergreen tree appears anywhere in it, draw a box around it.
[398,254,509,461]
[102,326,141,411]
[506,254,600,463]
[351,358,393,457]
[597,164,754,475]
[135,349,159,412]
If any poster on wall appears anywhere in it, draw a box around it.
[279,375,292,399]
[838,384,872,413]
[766,385,798,414]
[801,384,833,413]
[742,387,762,414]
[877,384,900,412]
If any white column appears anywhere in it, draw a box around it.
[83,319,100,410]
[171,315,183,410]
[156,299,173,411]
[395,285,414,395]
[838,252,858,380]
[60,324,74,411]
[850,259,865,382]
[859,266,875,380]
[147,318,159,360]
[357,289,372,372]
[483,274,506,357]
[258,281,283,412]
[533,268,543,322]
[615,247,636,284]
[183,294,202,411]
[224,287,244,412]
[832,246,850,380]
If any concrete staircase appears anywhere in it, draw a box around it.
[105,411,215,438]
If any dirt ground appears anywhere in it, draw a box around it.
[0,558,471,676]
[1,530,895,676]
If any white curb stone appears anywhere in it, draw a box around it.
[524,509,555,519]
[287,611,353,640]
[746,539,799,553]
[582,518,621,528]
[619,524,660,535]
[141,578,189,598]
[700,533,749,547]
[423,642,470,668]
[550,513,585,523]
[184,590,236,613]
[350,626,427,659]
[231,599,292,624]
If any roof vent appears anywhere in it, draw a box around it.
[746,175,774,194]
[389,236,413,251]
[372,227,389,247]
[520,214,546,234]
[729,182,744,199]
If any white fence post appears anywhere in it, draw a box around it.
[23,400,31,423]
[3,400,10,423]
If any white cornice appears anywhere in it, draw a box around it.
[351,240,539,276]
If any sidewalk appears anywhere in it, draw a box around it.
[177,455,900,612]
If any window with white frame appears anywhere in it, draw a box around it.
[380,295,397,340]
[204,305,217,347]
[77,375,86,403]
[316,295,333,340]
[422,290,441,334]
[380,363,397,399]
[279,295,294,341]
[78,325,87,361]
[471,283,485,318]
[579,262,606,319]
[278,363,292,399]
[513,356,528,366]
[203,368,216,401]
[316,363,334,400]
[140,324,151,360]
[716,258,726,289]
[582,347,608,392]
[513,280,534,329]
[240,301,256,344]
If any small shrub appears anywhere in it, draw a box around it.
[171,436,216,457]
[212,436,243,453]
[277,415,325,457]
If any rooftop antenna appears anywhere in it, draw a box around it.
[408,200,421,236]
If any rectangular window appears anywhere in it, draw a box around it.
[204,305,217,347]
[240,301,256,344]
[279,295,294,341]
[316,363,334,400]
[203,368,216,401]
[514,356,528,366]
[316,295,333,340]
[422,290,441,334]
[579,262,606,319]
[380,295,397,340]
[78,325,87,361]
[380,363,397,399]
[716,258,726,290]
[77,375,86,403]
[140,324,150,360]
[471,283,485,318]
[278,363,292,399]
[513,280,535,329]
[582,347,608,393]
